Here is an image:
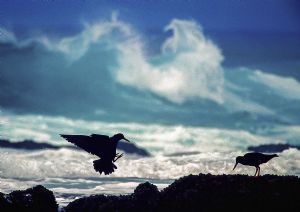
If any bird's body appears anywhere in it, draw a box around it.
[233,152,278,176]
[60,133,131,175]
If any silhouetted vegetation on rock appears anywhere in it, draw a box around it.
[2,174,299,211]
[65,181,159,212]
[0,185,57,212]
[65,174,300,211]
[159,174,300,211]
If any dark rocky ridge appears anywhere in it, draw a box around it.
[65,174,300,211]
[0,185,58,212]
[0,139,70,150]
[0,138,150,156]
[1,174,300,211]
[248,143,300,153]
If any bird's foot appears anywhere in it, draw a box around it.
[114,153,124,162]
[117,153,123,159]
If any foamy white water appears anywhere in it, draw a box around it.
[2,112,298,153]
[0,147,299,206]
[1,113,300,206]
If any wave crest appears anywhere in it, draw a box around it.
[116,19,224,104]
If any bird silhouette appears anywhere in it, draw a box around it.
[233,152,278,176]
[60,133,131,175]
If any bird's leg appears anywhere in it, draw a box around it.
[117,153,124,160]
[258,166,261,176]
[114,153,121,161]
[114,154,123,162]
[113,153,124,162]
[115,152,122,159]
[254,167,258,176]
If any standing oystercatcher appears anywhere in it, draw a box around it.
[233,152,278,176]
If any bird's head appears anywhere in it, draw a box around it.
[112,133,131,143]
[272,154,279,158]
[233,156,243,171]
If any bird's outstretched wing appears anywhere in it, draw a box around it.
[60,134,110,158]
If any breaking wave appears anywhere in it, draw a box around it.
[1,14,299,125]
[0,147,299,181]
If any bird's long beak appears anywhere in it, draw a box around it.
[233,162,238,171]
[124,138,131,143]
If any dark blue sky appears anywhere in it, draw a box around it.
[1,0,299,34]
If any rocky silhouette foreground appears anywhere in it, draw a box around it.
[0,185,58,212]
[65,174,300,211]
[1,174,300,212]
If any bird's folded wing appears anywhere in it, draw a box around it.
[244,153,261,163]
[60,134,110,158]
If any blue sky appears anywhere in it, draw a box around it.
[1,0,299,34]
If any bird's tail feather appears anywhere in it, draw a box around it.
[93,159,117,175]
